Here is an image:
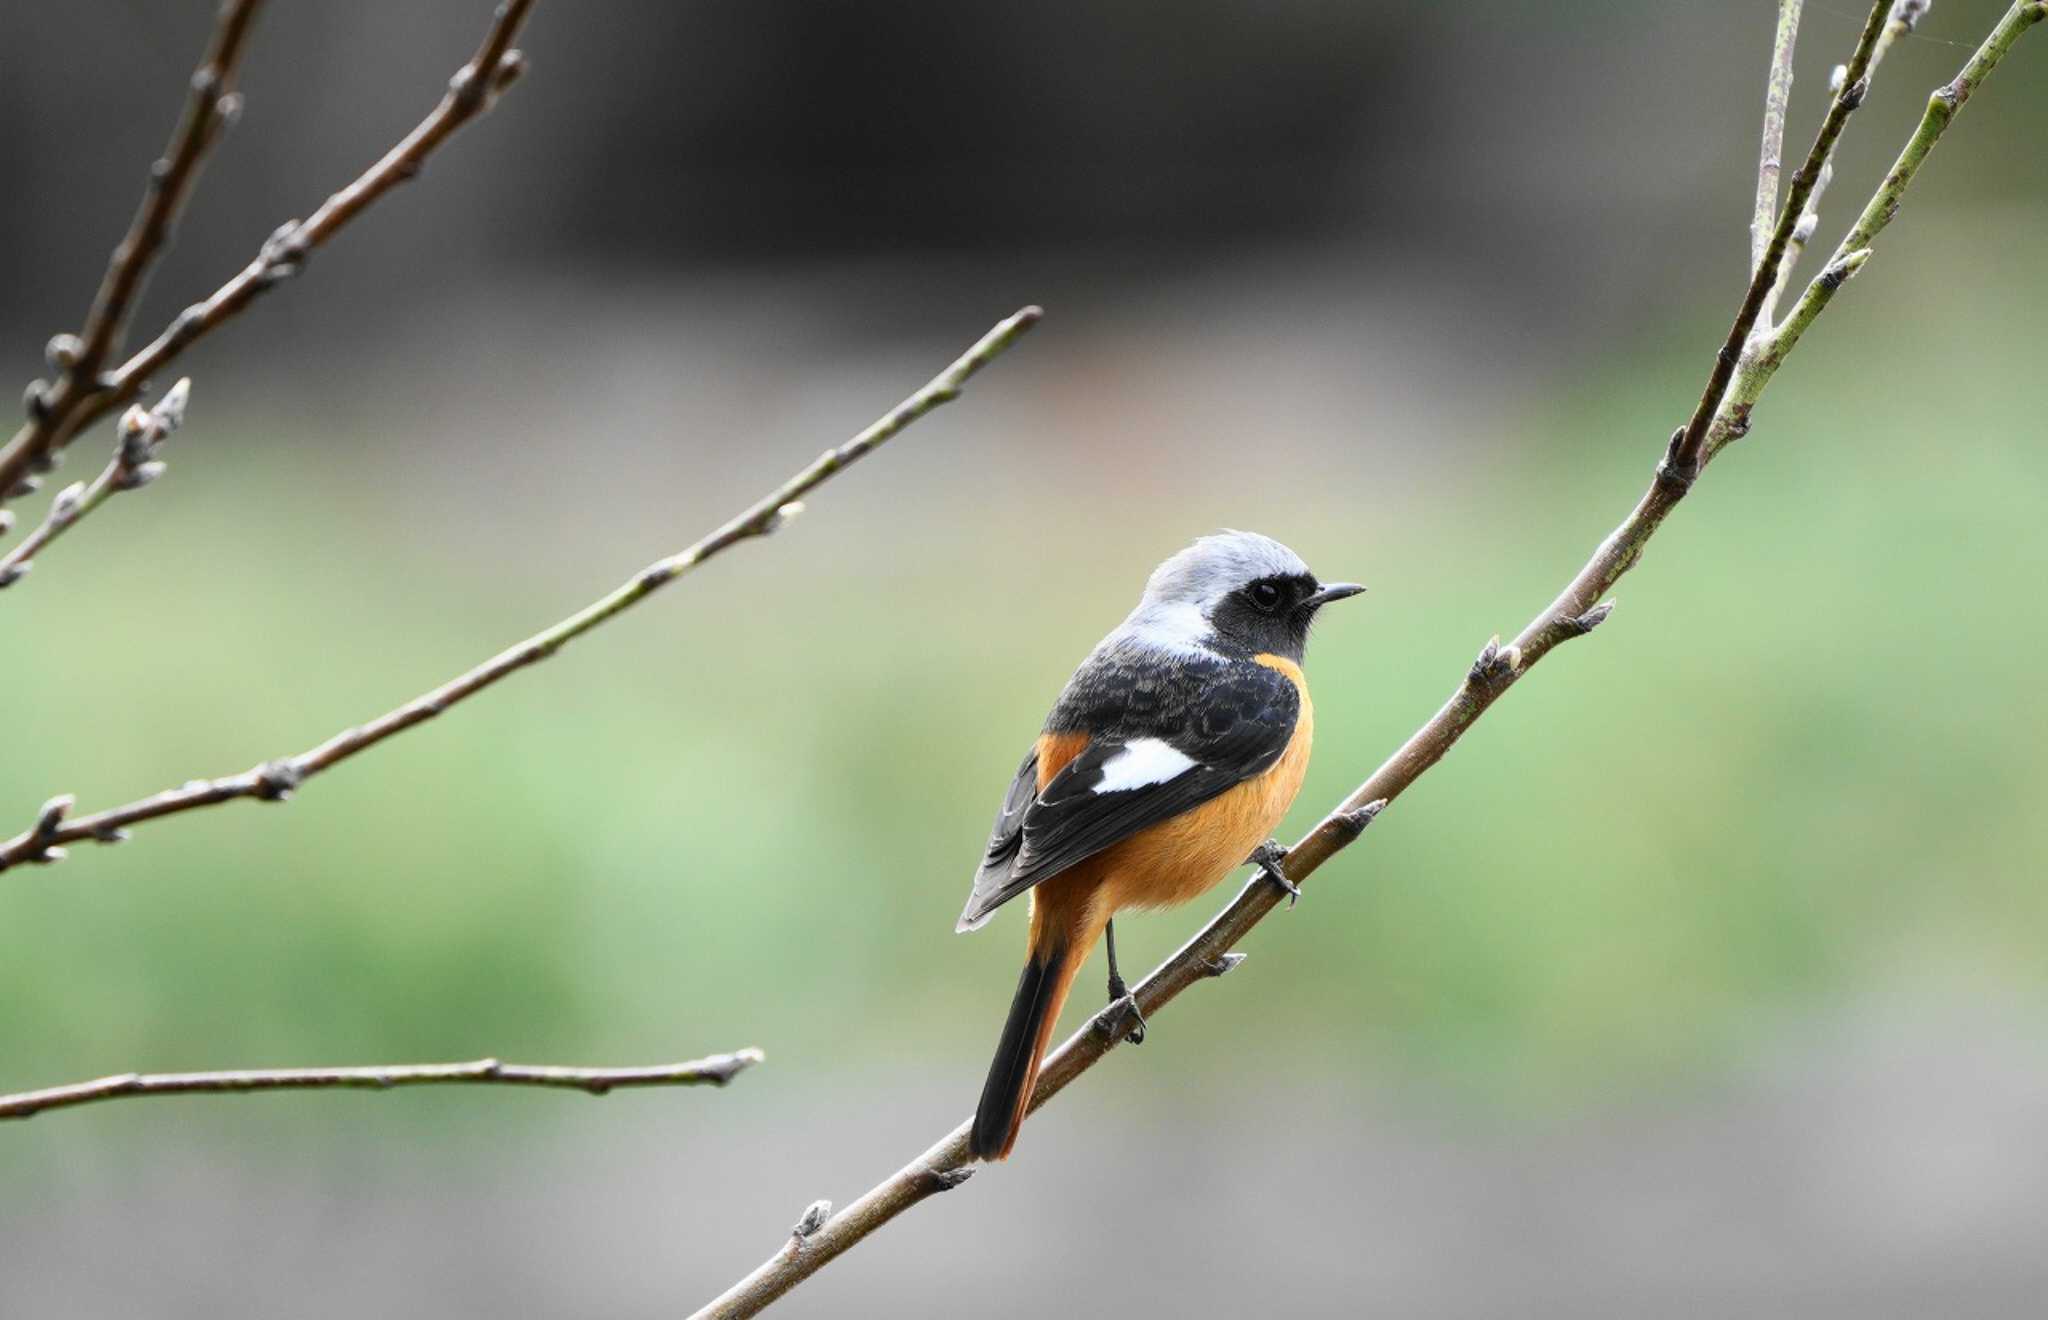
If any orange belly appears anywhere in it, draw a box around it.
[1103,655,1312,912]
[1028,654,1313,942]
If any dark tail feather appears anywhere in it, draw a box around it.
[971,940,1075,1161]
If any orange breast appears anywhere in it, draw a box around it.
[1096,653,1313,913]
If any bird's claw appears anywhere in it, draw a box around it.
[1100,978,1147,1045]
[1249,838,1299,907]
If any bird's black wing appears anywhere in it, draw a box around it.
[957,651,1298,931]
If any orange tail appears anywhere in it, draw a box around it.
[970,935,1086,1161]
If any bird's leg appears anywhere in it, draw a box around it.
[1249,838,1300,907]
[1100,918,1147,1045]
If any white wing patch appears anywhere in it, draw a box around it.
[1093,738,1197,793]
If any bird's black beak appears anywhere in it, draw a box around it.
[1302,582,1366,609]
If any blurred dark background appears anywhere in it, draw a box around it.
[3,2,2046,1316]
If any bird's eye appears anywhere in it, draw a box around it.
[1249,581,1283,612]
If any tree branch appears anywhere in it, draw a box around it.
[1826,0,2037,267]
[0,307,1040,874]
[7,0,263,510]
[0,1048,762,1122]
[689,7,2045,1315]
[1664,0,1889,484]
[0,380,189,590]
[1759,0,1933,326]
[1751,0,1803,274]
[0,0,537,513]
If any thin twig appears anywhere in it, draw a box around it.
[1760,158,1833,328]
[689,8,2046,1315]
[1664,0,1889,484]
[0,308,1041,874]
[0,1048,763,1122]
[1760,0,1931,325]
[0,0,537,511]
[8,1,263,509]
[1825,0,2039,270]
[0,380,190,590]
[1712,0,2043,466]
[1752,0,1804,273]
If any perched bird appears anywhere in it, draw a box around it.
[959,531,1363,1160]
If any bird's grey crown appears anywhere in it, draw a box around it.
[1113,530,1311,656]
[1139,530,1310,608]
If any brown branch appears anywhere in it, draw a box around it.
[0,0,537,511]
[0,380,189,590]
[0,307,1041,874]
[1664,0,1889,484]
[0,1048,763,1122]
[7,1,263,508]
[689,6,2048,1315]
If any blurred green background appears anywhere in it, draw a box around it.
[3,1,2046,1316]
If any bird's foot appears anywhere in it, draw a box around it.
[1249,838,1299,907]
[1100,974,1147,1045]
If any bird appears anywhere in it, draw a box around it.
[958,530,1363,1161]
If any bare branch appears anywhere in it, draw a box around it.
[0,307,1041,875]
[0,0,538,511]
[1752,0,1804,273]
[0,1048,763,1122]
[1825,1,2038,271]
[1760,1,1933,325]
[0,380,189,590]
[1665,0,1890,484]
[8,0,263,507]
[1709,2,2042,467]
[690,8,2046,1315]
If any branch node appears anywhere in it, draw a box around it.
[1566,601,1616,636]
[48,482,85,525]
[1202,951,1248,978]
[492,50,528,93]
[34,795,74,839]
[253,760,303,802]
[926,1165,975,1193]
[1820,248,1873,291]
[708,1047,767,1085]
[44,334,82,372]
[115,460,168,492]
[1655,425,1698,493]
[1330,798,1390,844]
[1466,636,1520,687]
[791,1200,833,1245]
